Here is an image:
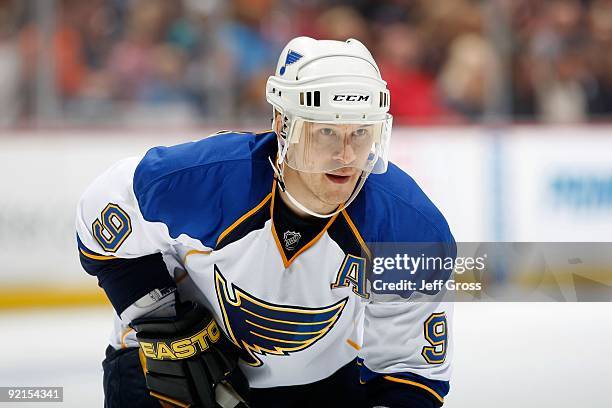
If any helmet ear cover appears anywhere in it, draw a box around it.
[271,109,290,140]
[280,114,290,139]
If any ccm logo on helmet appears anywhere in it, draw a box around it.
[332,94,370,102]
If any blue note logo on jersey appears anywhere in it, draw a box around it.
[214,265,347,367]
[279,50,303,75]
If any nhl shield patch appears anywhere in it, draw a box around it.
[283,231,301,251]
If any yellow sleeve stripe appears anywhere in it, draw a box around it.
[79,247,115,261]
[346,338,361,351]
[383,375,444,404]
[149,391,191,408]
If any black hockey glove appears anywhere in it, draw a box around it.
[131,301,249,408]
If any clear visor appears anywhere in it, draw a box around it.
[283,114,392,174]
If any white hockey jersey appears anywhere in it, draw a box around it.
[76,131,455,403]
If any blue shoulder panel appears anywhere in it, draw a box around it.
[133,131,277,248]
[348,162,455,245]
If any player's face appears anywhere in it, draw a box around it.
[287,122,375,174]
[281,123,370,214]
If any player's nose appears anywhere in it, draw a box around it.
[332,135,357,164]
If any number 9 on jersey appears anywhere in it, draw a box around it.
[92,203,132,253]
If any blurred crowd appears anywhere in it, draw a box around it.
[1,0,612,127]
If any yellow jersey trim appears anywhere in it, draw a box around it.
[341,210,372,259]
[216,193,273,247]
[383,375,444,404]
[79,247,115,261]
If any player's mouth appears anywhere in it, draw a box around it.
[325,172,354,184]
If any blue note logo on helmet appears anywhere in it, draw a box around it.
[279,50,304,75]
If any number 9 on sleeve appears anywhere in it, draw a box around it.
[92,203,132,252]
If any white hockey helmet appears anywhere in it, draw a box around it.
[266,37,392,217]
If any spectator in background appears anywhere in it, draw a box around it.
[532,43,589,123]
[106,0,166,101]
[438,33,500,120]
[314,6,371,44]
[528,0,589,122]
[63,0,117,122]
[418,0,484,73]
[586,0,612,117]
[105,0,196,124]
[5,0,612,126]
[414,0,498,121]
[510,52,538,121]
[80,0,117,72]
[19,0,89,109]
[137,44,189,105]
[0,0,21,126]
[217,0,279,118]
[178,0,242,118]
[375,24,448,124]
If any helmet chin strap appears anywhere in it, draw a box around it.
[267,156,367,219]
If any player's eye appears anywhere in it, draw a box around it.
[318,127,336,137]
[352,128,370,141]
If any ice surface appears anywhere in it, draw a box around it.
[1,303,610,407]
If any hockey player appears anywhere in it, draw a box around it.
[76,37,455,408]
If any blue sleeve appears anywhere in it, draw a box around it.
[77,236,175,316]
